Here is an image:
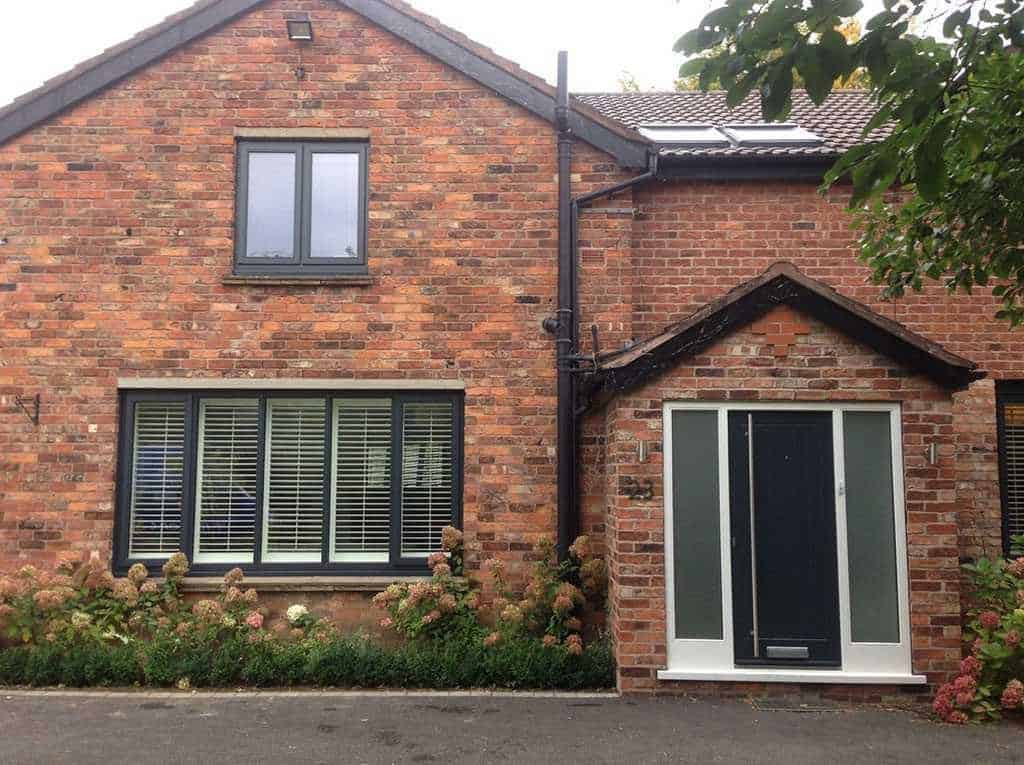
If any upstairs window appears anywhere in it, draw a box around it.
[235,141,368,275]
[116,391,462,574]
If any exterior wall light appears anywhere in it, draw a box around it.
[287,19,314,42]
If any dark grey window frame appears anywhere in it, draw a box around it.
[234,140,369,276]
[114,389,463,577]
[996,382,1024,556]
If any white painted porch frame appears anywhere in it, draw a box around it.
[659,401,926,685]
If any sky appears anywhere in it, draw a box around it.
[0,0,893,108]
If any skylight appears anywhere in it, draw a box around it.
[638,124,732,148]
[720,123,824,147]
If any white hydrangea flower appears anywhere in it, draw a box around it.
[286,604,309,625]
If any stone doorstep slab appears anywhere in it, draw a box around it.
[0,688,619,700]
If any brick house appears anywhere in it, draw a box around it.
[0,0,1020,696]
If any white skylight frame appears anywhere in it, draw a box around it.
[639,123,733,148]
[720,123,824,147]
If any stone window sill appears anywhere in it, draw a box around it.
[222,275,376,287]
[656,669,927,685]
[181,576,432,593]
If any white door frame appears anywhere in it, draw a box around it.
[659,401,925,685]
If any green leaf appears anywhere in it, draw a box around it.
[943,9,969,38]
[678,58,708,78]
[914,120,951,201]
[962,124,986,161]
[761,62,794,121]
[830,0,864,17]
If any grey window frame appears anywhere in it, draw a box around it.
[114,389,464,577]
[234,140,369,276]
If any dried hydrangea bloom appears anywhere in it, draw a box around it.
[17,565,39,581]
[379,616,394,629]
[1008,557,1024,578]
[70,611,92,629]
[126,563,148,586]
[431,563,452,578]
[564,634,584,656]
[140,580,159,595]
[500,604,523,624]
[84,568,115,592]
[242,588,259,604]
[552,594,574,615]
[483,631,502,647]
[161,552,190,581]
[0,604,14,622]
[223,567,245,588]
[112,579,140,606]
[580,558,608,595]
[464,592,480,611]
[438,593,457,613]
[482,558,503,574]
[542,634,558,648]
[245,610,264,630]
[440,526,463,552]
[1017,588,1024,606]
[947,710,968,725]
[56,554,81,574]
[426,551,447,570]
[565,616,583,632]
[422,610,442,625]
[556,582,584,606]
[224,586,242,604]
[568,535,590,561]
[191,599,222,622]
[221,615,237,628]
[371,591,389,609]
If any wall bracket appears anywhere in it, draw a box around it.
[15,393,40,426]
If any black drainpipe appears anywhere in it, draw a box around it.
[553,51,576,561]
[548,53,659,560]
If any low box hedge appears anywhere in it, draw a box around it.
[0,633,615,690]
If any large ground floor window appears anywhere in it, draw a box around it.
[661,402,923,684]
[115,390,463,576]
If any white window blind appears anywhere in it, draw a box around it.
[194,399,259,563]
[1004,403,1024,541]
[128,401,185,558]
[263,399,326,562]
[331,399,392,562]
[400,401,454,556]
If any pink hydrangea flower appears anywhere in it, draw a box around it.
[245,611,264,630]
[947,711,968,725]
[1001,679,1023,710]
[1008,557,1024,578]
[483,631,502,647]
[979,610,1001,630]
[542,634,558,648]
[426,551,447,570]
[960,656,983,677]
[421,610,442,625]
[379,617,394,629]
[1006,630,1021,648]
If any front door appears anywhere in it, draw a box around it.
[728,411,841,668]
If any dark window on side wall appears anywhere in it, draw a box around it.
[997,383,1024,555]
[235,141,368,275]
[115,391,463,575]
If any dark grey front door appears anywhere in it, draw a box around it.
[728,411,841,668]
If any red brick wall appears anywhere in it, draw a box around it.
[603,306,961,696]
[0,0,629,581]
[578,179,1020,571]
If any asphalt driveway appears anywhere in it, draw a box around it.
[0,690,1020,764]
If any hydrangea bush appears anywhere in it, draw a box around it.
[932,535,1024,723]
[0,530,614,690]
[370,527,609,658]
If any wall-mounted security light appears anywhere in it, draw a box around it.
[287,19,314,42]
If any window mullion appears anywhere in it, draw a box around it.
[253,395,268,566]
[299,144,311,264]
[321,395,334,566]
[180,394,199,562]
[389,397,404,567]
